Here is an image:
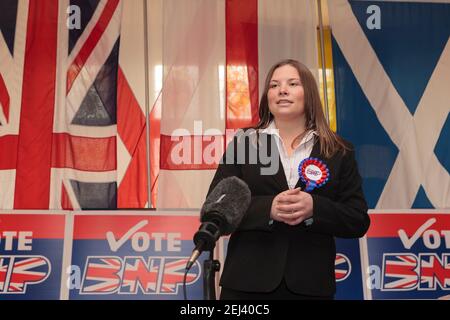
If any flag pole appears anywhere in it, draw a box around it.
[143,0,152,208]
[317,0,330,125]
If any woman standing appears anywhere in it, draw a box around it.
[208,59,370,300]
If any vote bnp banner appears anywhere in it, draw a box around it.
[364,211,450,300]
[67,212,204,300]
[0,212,66,300]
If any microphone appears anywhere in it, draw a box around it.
[186,176,251,270]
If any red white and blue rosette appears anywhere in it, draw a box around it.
[298,157,330,192]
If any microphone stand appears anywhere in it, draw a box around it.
[203,250,221,300]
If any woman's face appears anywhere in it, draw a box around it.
[267,64,305,122]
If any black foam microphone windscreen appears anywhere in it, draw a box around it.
[200,176,251,235]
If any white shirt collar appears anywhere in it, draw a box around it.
[260,121,317,149]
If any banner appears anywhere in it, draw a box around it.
[68,213,204,300]
[0,212,66,300]
[1,210,449,299]
[364,211,450,299]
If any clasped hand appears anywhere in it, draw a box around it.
[270,187,313,226]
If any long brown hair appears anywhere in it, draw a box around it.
[255,59,348,158]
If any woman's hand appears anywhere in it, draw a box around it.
[270,188,313,226]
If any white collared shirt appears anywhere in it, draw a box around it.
[261,121,317,189]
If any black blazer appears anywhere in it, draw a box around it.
[207,131,370,297]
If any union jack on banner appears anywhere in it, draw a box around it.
[420,254,450,290]
[0,256,50,293]
[383,254,419,290]
[0,257,8,291]
[335,254,351,282]
[121,257,159,293]
[81,256,199,295]
[159,257,198,294]
[82,257,122,293]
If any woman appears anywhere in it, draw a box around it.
[208,59,370,300]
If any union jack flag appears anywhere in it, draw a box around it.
[335,253,351,282]
[383,254,419,290]
[0,0,123,210]
[0,256,50,293]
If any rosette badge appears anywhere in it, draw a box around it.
[298,157,330,192]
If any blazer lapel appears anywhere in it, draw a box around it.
[259,133,289,191]
[272,156,289,191]
[309,137,321,158]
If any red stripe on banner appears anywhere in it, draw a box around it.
[51,133,116,171]
[366,213,450,238]
[159,134,224,170]
[0,135,18,169]
[14,1,58,209]
[226,0,259,129]
[0,214,66,238]
[66,0,120,94]
[0,74,10,122]
[73,215,200,240]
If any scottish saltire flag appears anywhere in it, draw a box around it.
[365,212,450,299]
[68,213,203,300]
[0,213,66,300]
[329,0,450,209]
